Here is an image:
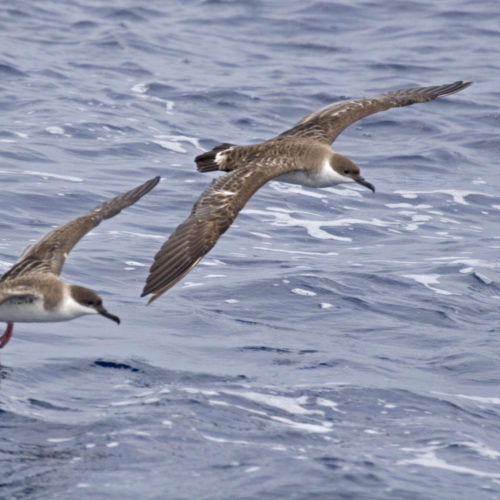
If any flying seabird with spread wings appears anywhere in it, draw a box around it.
[142,81,471,303]
[0,176,160,349]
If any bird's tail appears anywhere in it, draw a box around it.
[195,143,235,172]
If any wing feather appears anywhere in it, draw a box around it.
[278,81,472,144]
[0,287,42,306]
[0,176,160,282]
[142,159,295,303]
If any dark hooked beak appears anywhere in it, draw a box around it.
[97,305,121,325]
[355,175,375,193]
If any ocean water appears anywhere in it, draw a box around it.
[1,0,500,498]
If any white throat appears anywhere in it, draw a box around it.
[0,285,98,323]
[276,160,354,188]
[57,288,98,321]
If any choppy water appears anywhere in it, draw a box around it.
[1,0,500,498]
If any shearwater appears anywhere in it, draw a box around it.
[0,176,160,349]
[142,81,471,303]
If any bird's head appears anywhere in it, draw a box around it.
[70,285,120,324]
[330,153,375,192]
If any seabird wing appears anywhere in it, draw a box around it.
[142,157,296,303]
[278,81,472,144]
[0,176,160,281]
[0,287,42,306]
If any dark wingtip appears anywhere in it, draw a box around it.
[438,80,473,97]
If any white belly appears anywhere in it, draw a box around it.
[0,295,91,323]
[276,161,353,188]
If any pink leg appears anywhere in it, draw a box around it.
[0,323,14,349]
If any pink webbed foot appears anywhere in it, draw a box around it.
[0,323,14,349]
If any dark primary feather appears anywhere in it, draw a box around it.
[0,176,160,282]
[278,81,472,144]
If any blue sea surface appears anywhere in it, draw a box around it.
[1,0,500,498]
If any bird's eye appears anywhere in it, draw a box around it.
[87,301,94,306]
[343,170,350,174]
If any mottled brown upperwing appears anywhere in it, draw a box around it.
[142,156,297,303]
[0,176,160,282]
[277,81,472,145]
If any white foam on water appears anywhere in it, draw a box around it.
[398,445,500,479]
[434,392,500,405]
[23,171,83,182]
[183,388,219,396]
[291,288,317,297]
[202,435,252,445]
[135,390,155,397]
[181,281,203,288]
[245,466,260,473]
[411,214,432,223]
[208,400,229,407]
[243,208,390,241]
[110,400,137,407]
[45,126,65,135]
[108,230,164,240]
[131,82,148,94]
[456,441,500,460]
[429,256,500,270]
[270,416,332,434]
[249,231,272,239]
[395,189,494,206]
[254,246,338,256]
[200,258,225,267]
[224,391,322,416]
[316,397,344,413]
[323,186,364,198]
[152,134,202,153]
[131,83,176,113]
[385,203,433,209]
[151,139,186,153]
[403,274,453,295]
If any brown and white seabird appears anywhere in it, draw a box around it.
[141,81,471,303]
[0,176,160,349]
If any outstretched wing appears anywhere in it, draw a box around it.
[0,176,160,282]
[278,81,472,145]
[142,158,296,303]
